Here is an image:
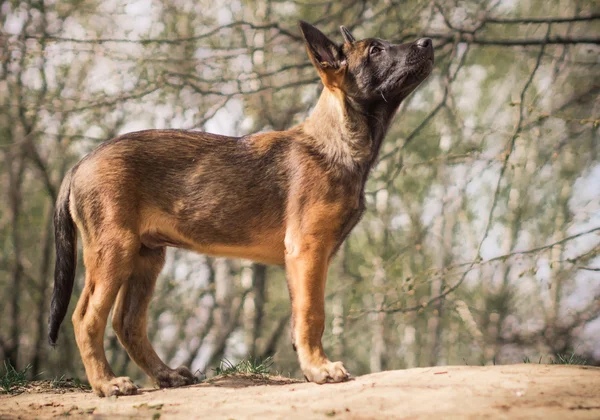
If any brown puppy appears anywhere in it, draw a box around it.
[48,21,434,397]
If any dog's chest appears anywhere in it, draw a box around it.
[340,190,365,226]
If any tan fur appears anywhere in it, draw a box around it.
[52,22,433,396]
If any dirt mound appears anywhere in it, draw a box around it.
[1,364,598,419]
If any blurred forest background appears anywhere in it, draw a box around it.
[1,0,599,384]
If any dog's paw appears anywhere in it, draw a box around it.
[96,376,138,397]
[156,366,196,388]
[303,360,350,384]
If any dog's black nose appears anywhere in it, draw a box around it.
[416,38,432,48]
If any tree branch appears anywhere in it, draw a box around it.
[27,21,301,45]
[417,33,600,46]
[486,14,600,24]
[360,225,600,315]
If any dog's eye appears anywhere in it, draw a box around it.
[369,45,383,55]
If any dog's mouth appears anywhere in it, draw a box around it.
[393,58,434,95]
[407,58,434,83]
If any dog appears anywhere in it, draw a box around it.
[48,21,434,397]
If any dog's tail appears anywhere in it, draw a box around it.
[48,168,77,346]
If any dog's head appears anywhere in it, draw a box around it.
[299,21,434,104]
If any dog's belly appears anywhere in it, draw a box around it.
[193,241,286,265]
[139,210,286,265]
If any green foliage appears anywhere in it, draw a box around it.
[0,361,32,394]
[214,357,274,376]
[522,356,544,364]
[551,352,587,366]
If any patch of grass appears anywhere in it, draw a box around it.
[51,375,91,390]
[214,356,274,376]
[551,351,587,365]
[51,374,70,389]
[0,361,32,394]
[522,355,544,364]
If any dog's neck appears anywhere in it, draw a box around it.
[300,87,401,173]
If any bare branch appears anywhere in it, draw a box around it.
[26,21,301,45]
[399,33,600,46]
[359,225,600,315]
[486,14,600,24]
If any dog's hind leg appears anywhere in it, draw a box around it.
[111,245,195,388]
[72,234,138,397]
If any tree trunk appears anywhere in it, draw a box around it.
[6,152,26,370]
[248,263,267,358]
[31,204,54,376]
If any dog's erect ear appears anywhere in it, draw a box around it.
[340,26,355,44]
[298,21,343,70]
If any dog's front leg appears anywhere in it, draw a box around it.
[285,229,349,383]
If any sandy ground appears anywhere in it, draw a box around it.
[1,364,599,419]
